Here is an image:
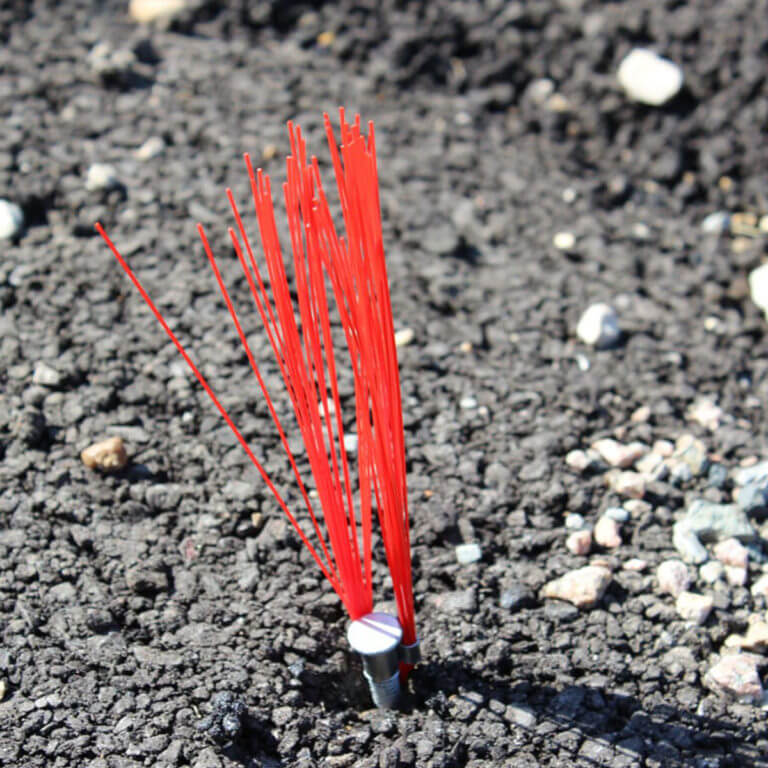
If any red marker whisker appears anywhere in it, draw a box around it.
[97,111,419,707]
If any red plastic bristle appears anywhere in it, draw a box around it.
[96,111,416,661]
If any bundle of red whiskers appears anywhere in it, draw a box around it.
[96,110,419,708]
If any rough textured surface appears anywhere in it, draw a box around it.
[2,2,768,767]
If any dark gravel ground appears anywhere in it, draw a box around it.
[2,1,768,766]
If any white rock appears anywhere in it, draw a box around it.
[553,231,576,251]
[631,405,651,423]
[725,622,768,651]
[623,558,647,572]
[33,362,62,387]
[135,136,166,161]
[605,506,630,523]
[455,543,482,565]
[542,566,612,608]
[605,470,645,499]
[636,452,664,477]
[565,449,598,473]
[342,434,358,454]
[0,199,24,240]
[713,538,749,569]
[86,163,120,192]
[594,516,622,549]
[751,573,768,599]
[459,396,478,410]
[749,262,768,316]
[653,440,675,458]
[687,398,723,431]
[657,559,690,597]
[576,303,620,348]
[701,211,730,235]
[700,560,724,584]
[394,328,414,347]
[617,48,684,106]
[129,0,188,24]
[676,591,713,624]
[592,438,647,468]
[705,655,764,702]
[565,513,586,530]
[725,566,747,587]
[566,530,592,556]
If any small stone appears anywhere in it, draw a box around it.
[705,655,764,703]
[686,398,723,431]
[87,42,136,77]
[700,560,725,584]
[32,361,62,387]
[673,521,709,564]
[668,459,693,485]
[566,530,592,556]
[146,484,182,511]
[432,589,476,613]
[135,136,166,160]
[505,705,536,729]
[751,574,768,599]
[708,463,728,489]
[565,449,600,473]
[657,559,691,597]
[623,558,647,572]
[623,499,651,518]
[576,353,590,371]
[343,434,358,454]
[736,482,768,513]
[86,163,120,192]
[605,470,646,499]
[542,566,612,609]
[565,513,586,530]
[617,48,683,106]
[673,434,709,476]
[0,680,6,701]
[576,303,620,349]
[591,438,647,468]
[394,328,414,347]
[725,622,768,651]
[682,499,757,542]
[455,543,482,565]
[749,262,768,316]
[130,0,188,24]
[604,506,630,523]
[630,405,651,423]
[594,516,622,548]
[653,440,674,457]
[0,199,24,239]
[500,584,534,612]
[675,591,714,624]
[725,566,747,587]
[526,77,555,104]
[126,565,168,595]
[760,215,768,234]
[713,538,749,569]
[636,452,664,476]
[459,396,478,410]
[701,211,730,235]
[81,436,129,472]
[553,231,576,251]
[733,460,768,487]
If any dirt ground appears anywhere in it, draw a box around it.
[2,1,768,766]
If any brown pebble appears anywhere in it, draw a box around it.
[81,436,128,472]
